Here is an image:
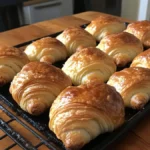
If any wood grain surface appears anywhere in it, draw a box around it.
[0,11,150,150]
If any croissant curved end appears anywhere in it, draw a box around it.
[144,38,150,48]
[25,99,47,116]
[114,54,130,67]
[130,93,149,109]
[40,55,54,64]
[81,72,104,84]
[0,77,7,87]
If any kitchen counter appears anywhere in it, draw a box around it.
[0,11,150,150]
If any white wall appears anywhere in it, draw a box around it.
[121,0,150,21]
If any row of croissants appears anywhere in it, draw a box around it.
[1,15,150,150]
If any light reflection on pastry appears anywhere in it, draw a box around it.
[125,20,150,48]
[49,81,125,150]
[107,67,150,109]
[56,26,96,56]
[9,62,72,115]
[24,37,68,64]
[85,15,126,41]
[62,47,116,85]
[131,48,150,68]
[0,46,29,86]
[97,32,143,67]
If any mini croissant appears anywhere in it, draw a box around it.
[24,37,68,64]
[9,62,72,115]
[62,47,116,85]
[56,26,96,56]
[49,81,125,150]
[0,46,29,86]
[130,48,150,68]
[85,15,126,41]
[125,20,150,48]
[97,32,143,67]
[107,67,150,109]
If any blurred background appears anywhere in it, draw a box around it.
[0,0,149,32]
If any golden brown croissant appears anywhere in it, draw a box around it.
[56,26,96,56]
[130,48,150,68]
[107,67,150,109]
[125,20,150,48]
[24,37,68,64]
[85,15,126,41]
[97,32,143,67]
[9,62,72,115]
[49,81,125,150]
[62,47,116,85]
[0,46,29,86]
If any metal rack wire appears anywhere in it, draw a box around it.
[0,97,64,150]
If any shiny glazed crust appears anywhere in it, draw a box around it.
[49,81,125,150]
[125,20,150,47]
[85,15,126,41]
[56,26,96,56]
[9,62,72,115]
[107,67,150,109]
[0,47,29,86]
[24,37,68,64]
[62,47,116,85]
[131,48,150,68]
[97,32,143,67]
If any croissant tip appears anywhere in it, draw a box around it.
[115,58,128,67]
[65,143,84,150]
[131,101,145,110]
[0,78,7,87]
[130,93,149,109]
[26,101,46,115]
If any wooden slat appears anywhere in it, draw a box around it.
[132,113,150,145]
[0,108,11,122]
[9,121,41,146]
[114,131,150,150]
[74,11,135,23]
[0,16,89,47]
[0,136,15,150]
[38,145,50,150]
[9,145,23,150]
[0,130,6,138]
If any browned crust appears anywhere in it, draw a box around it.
[50,81,125,149]
[0,46,29,63]
[64,47,115,68]
[31,37,66,50]
[126,20,150,35]
[100,32,142,47]
[108,67,150,93]
[92,15,124,24]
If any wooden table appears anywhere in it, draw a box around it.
[0,11,150,150]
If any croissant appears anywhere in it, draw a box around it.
[0,46,29,86]
[125,20,150,48]
[62,47,116,85]
[130,48,150,68]
[85,15,126,41]
[107,67,150,109]
[24,37,68,64]
[97,32,143,67]
[49,81,125,150]
[56,26,96,56]
[9,62,72,115]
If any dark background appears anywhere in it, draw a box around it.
[0,0,122,32]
